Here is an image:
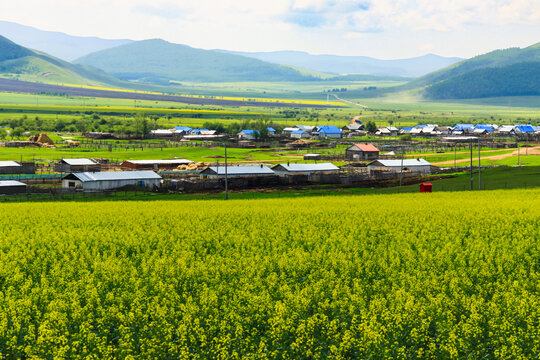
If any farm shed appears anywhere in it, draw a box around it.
[200,165,274,179]
[368,159,432,174]
[0,180,27,195]
[296,125,316,133]
[346,143,380,161]
[62,171,162,191]
[271,163,340,177]
[291,130,310,139]
[497,126,515,135]
[0,161,35,175]
[120,159,194,170]
[376,128,392,136]
[54,158,101,173]
[342,124,363,132]
[304,154,321,161]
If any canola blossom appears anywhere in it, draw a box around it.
[0,189,538,358]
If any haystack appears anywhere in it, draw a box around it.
[28,133,55,147]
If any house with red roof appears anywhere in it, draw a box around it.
[345,143,380,161]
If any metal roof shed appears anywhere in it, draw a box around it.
[200,165,274,178]
[62,171,162,191]
[0,180,27,195]
[120,159,193,170]
[271,163,339,176]
[55,158,101,173]
[368,159,432,174]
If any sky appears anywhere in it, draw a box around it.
[1,0,540,59]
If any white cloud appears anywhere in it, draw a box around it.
[0,0,540,58]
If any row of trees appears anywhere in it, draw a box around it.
[0,113,158,138]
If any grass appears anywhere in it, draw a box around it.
[0,144,309,163]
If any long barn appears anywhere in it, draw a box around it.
[62,171,162,191]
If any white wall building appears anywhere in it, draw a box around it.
[62,171,162,191]
[367,159,432,174]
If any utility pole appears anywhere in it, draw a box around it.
[470,139,473,191]
[517,140,520,166]
[454,144,457,169]
[399,144,404,188]
[224,143,229,200]
[478,137,481,190]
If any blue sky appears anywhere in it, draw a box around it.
[1,0,539,59]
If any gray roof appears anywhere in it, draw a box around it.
[0,180,26,187]
[67,171,162,182]
[203,165,274,176]
[123,159,193,165]
[369,159,431,167]
[272,163,339,172]
[62,158,98,166]
[0,161,21,167]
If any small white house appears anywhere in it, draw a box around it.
[62,171,162,191]
[238,130,260,140]
[367,159,432,174]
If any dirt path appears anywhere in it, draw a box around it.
[434,146,540,165]
[332,94,369,108]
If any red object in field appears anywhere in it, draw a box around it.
[420,183,432,193]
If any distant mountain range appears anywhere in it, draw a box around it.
[0,21,462,79]
[217,50,463,78]
[75,39,320,83]
[1,20,539,100]
[0,20,133,61]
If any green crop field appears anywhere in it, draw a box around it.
[0,189,538,358]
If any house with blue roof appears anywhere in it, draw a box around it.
[266,127,276,135]
[238,129,260,140]
[475,124,495,132]
[452,124,475,133]
[400,127,414,134]
[515,125,535,134]
[174,126,193,134]
[314,125,343,139]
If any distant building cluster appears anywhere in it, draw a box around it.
[375,124,539,137]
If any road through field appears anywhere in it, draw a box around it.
[433,146,540,165]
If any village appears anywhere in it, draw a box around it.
[0,120,537,198]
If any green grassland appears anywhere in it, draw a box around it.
[0,144,307,163]
[0,189,538,358]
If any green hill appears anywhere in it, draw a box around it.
[415,42,540,88]
[75,39,321,83]
[424,62,540,99]
[0,35,125,86]
[398,41,540,99]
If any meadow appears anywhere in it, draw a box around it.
[0,189,538,358]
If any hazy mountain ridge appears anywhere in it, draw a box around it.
[75,39,320,83]
[0,20,133,61]
[216,50,463,77]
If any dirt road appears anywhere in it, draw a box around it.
[434,146,540,165]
